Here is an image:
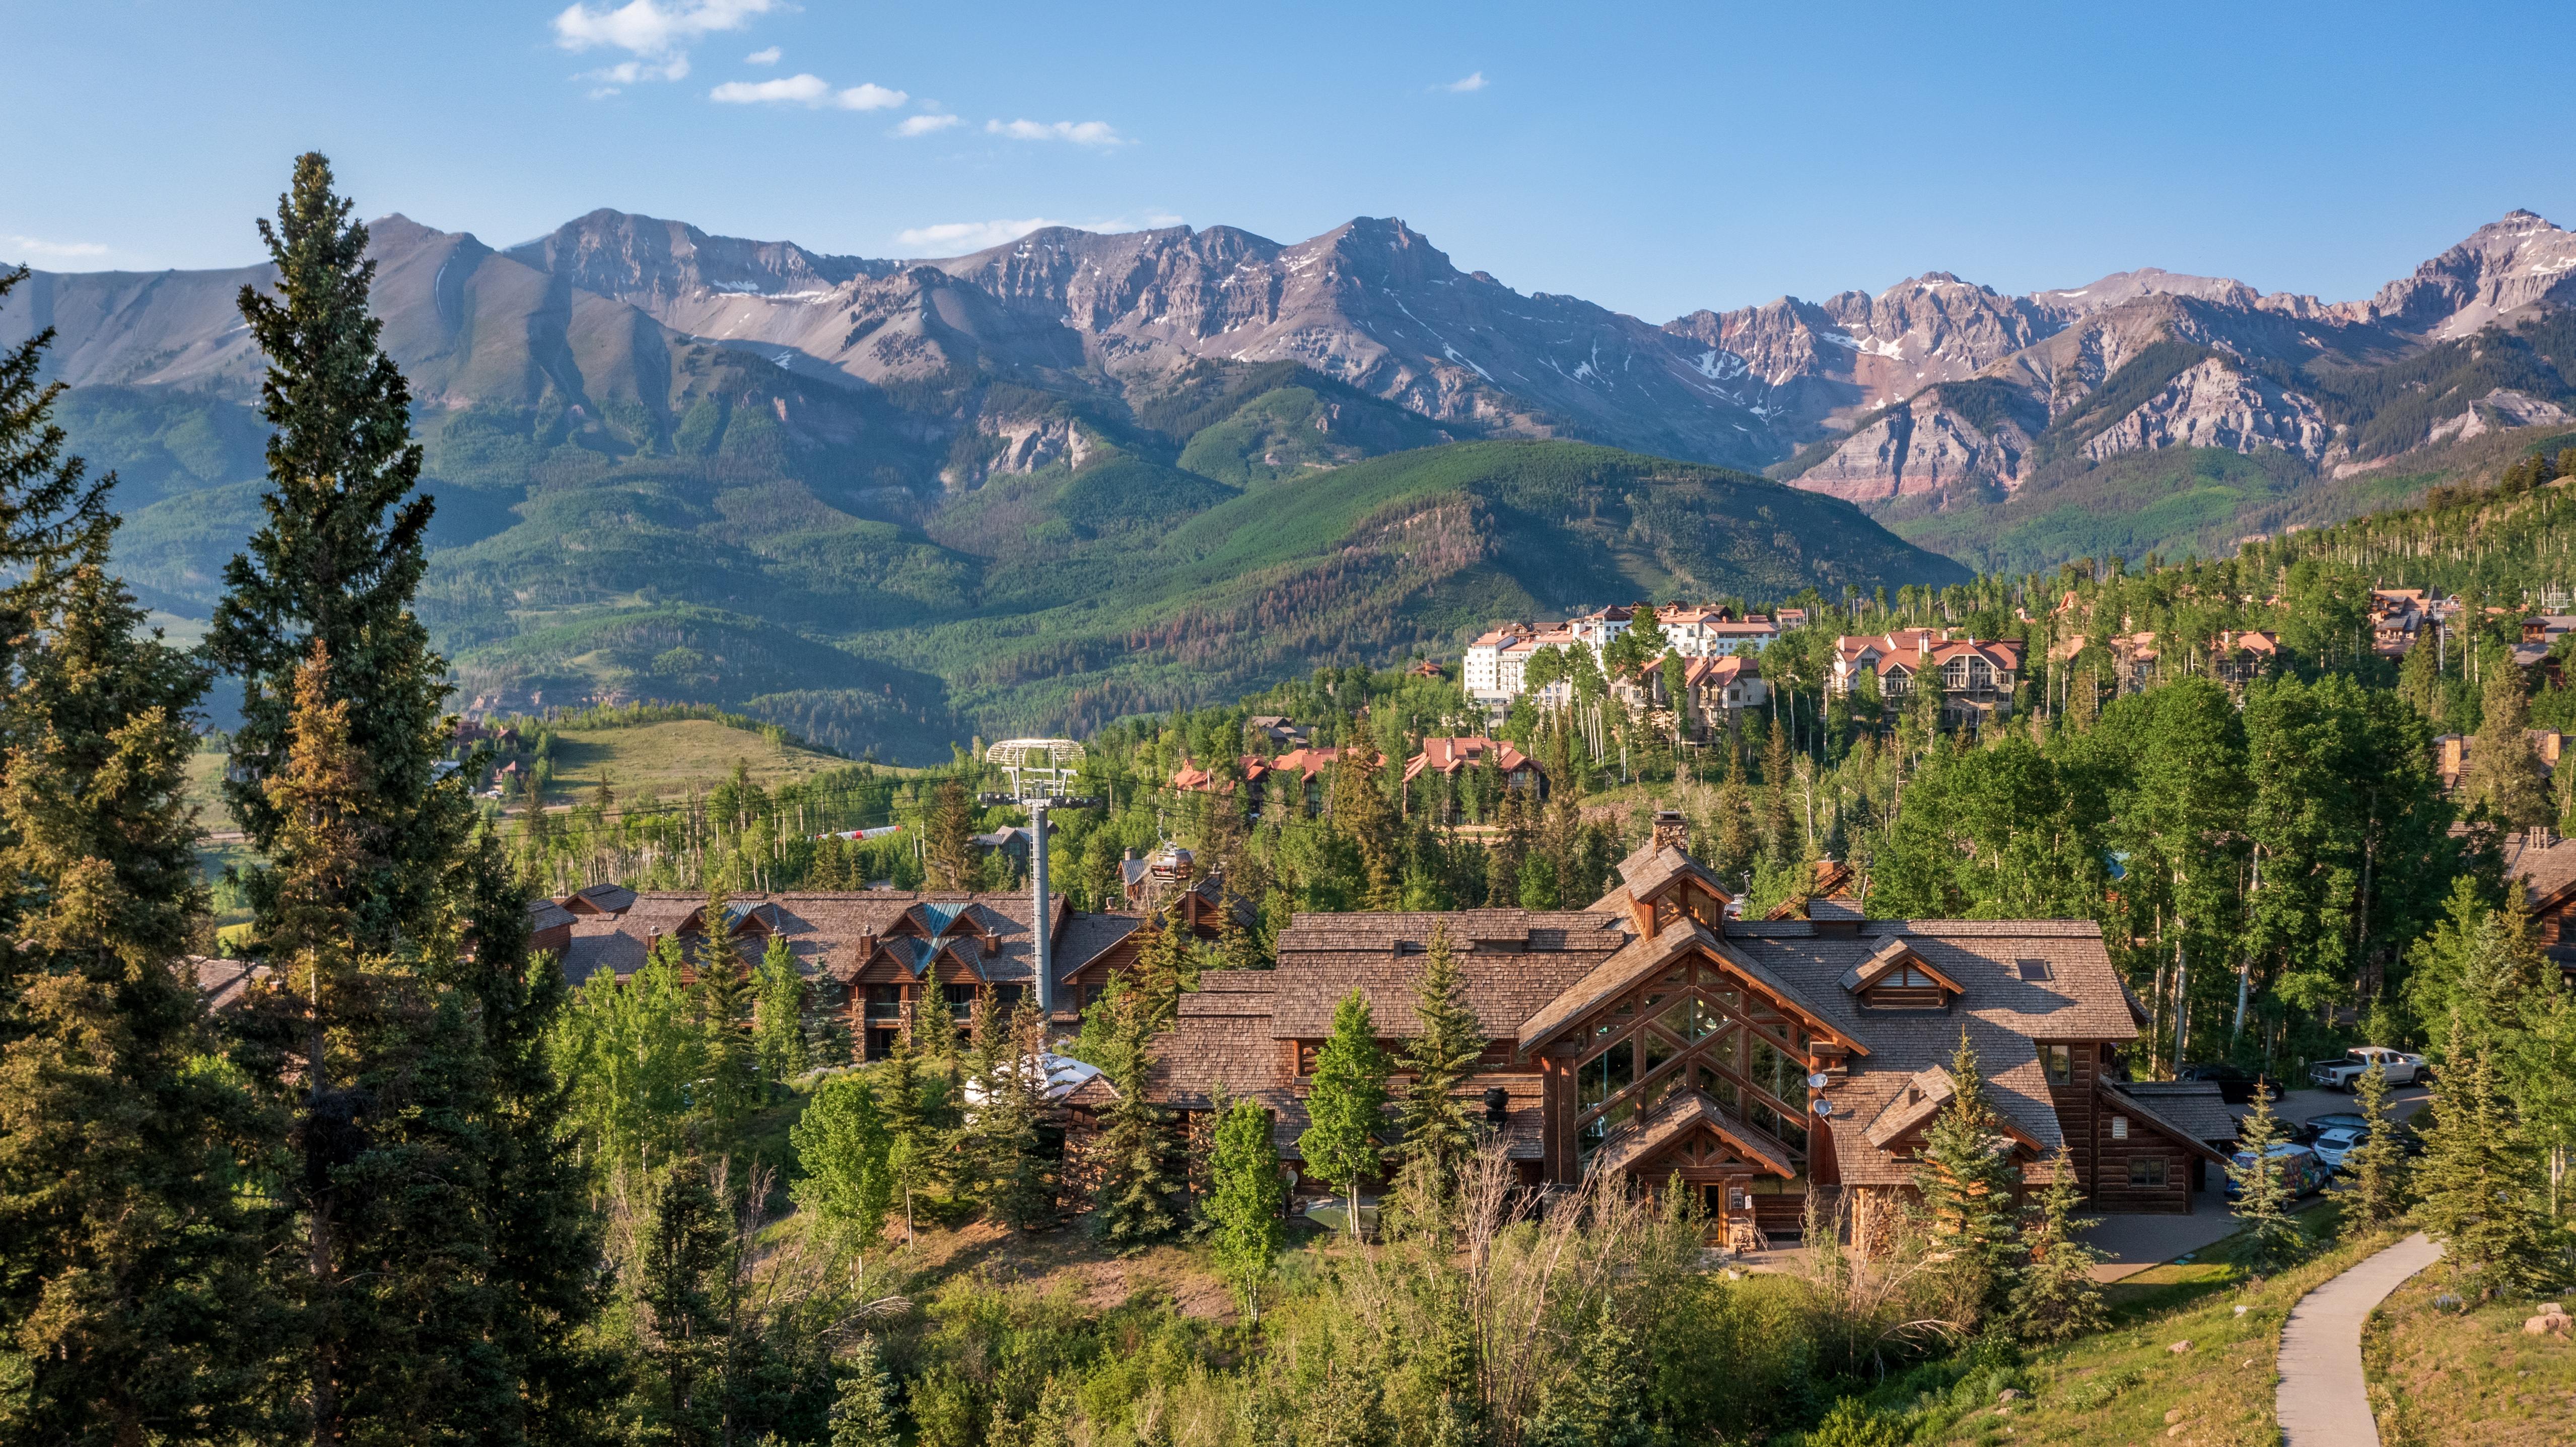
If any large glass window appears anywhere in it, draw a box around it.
[2128,1156,2168,1188]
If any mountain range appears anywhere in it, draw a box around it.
[6,204,2573,757]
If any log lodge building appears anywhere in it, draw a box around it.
[536,817,2227,1240]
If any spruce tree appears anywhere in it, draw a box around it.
[2416,1039,2554,1293]
[1759,713,1796,859]
[925,777,976,889]
[1393,922,1484,1210]
[1133,897,1199,1033]
[637,1159,730,1446]
[1297,989,1390,1232]
[977,1002,1057,1231]
[877,1036,930,1246]
[2008,1149,2107,1344]
[2462,660,2554,829]
[1910,1031,2020,1325]
[1332,740,1402,909]
[692,895,758,1134]
[1709,746,1755,885]
[0,536,271,1439]
[827,1334,900,1447]
[1206,1093,1284,1322]
[1484,788,1530,907]
[205,154,470,949]
[1085,982,1180,1248]
[2225,1087,2305,1271]
[2343,1060,2411,1237]
[1522,1298,1652,1447]
[204,157,605,1439]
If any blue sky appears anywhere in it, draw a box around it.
[7,0,2572,322]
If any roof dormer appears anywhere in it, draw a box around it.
[1840,939,1963,1009]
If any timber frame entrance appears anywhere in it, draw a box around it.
[1521,922,1867,1209]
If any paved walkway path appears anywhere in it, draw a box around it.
[2275,1232,2445,1446]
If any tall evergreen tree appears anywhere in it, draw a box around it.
[0,534,272,1440]
[691,895,758,1134]
[975,1003,1057,1231]
[2225,1087,2304,1271]
[203,159,604,1443]
[1393,922,1484,1210]
[2462,659,2553,829]
[1759,713,1796,861]
[2415,1036,2555,1293]
[876,1035,930,1246]
[1910,1031,2020,1326]
[2343,1060,2412,1237]
[1085,982,1180,1248]
[925,778,976,890]
[204,154,470,949]
[1297,989,1390,1232]
[1332,740,1402,910]
[1522,1298,1652,1447]
[1708,747,1755,886]
[635,1160,729,1447]
[1205,1092,1284,1322]
[1484,787,1531,907]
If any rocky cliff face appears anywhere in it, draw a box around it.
[2075,357,2333,462]
[2343,210,2576,338]
[9,205,2573,528]
[1792,384,2043,503]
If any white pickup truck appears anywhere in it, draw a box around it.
[2309,1046,2427,1092]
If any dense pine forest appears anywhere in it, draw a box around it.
[6,154,2575,1447]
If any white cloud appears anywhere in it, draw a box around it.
[893,113,963,136]
[551,0,773,55]
[552,0,770,94]
[711,74,908,109]
[2,235,109,259]
[984,118,1125,147]
[1439,70,1487,92]
[743,45,780,63]
[895,218,1066,253]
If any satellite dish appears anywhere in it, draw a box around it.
[1806,1072,1830,1090]
[1813,1099,1834,1117]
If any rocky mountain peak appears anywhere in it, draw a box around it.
[2354,209,2576,338]
[502,208,888,308]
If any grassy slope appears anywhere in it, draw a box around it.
[1887,1201,2382,1446]
[538,718,862,806]
[2364,1260,2576,1445]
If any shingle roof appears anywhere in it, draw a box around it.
[528,898,579,933]
[2102,1081,2236,1160]
[1271,910,1625,1039]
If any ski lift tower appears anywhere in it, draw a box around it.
[979,739,1095,1020]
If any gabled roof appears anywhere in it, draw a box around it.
[528,898,579,934]
[2108,1081,2239,1145]
[1592,1089,1798,1179]
[1516,920,1861,1060]
[2097,1080,2234,1163]
[1839,938,1966,995]
[565,883,637,915]
[1594,840,1734,913]
[1859,1063,2046,1153]
[1274,910,1625,1040]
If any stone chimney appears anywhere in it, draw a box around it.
[1652,809,1690,853]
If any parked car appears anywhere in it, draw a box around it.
[2308,1046,2428,1092]
[2310,1126,2371,1172]
[2290,1112,2369,1146]
[2226,1142,2329,1199]
[2176,1062,2286,1104]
